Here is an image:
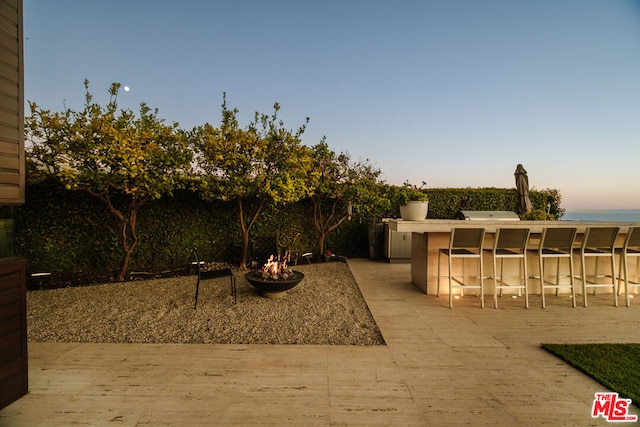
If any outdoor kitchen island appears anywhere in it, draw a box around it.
[387,219,640,296]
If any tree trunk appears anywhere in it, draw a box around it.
[240,226,250,271]
[238,198,264,270]
[312,197,347,262]
[118,246,134,282]
[92,189,140,282]
[317,233,326,262]
[116,206,138,281]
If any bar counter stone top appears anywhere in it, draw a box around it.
[387,219,640,234]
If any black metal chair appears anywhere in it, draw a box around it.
[192,248,236,308]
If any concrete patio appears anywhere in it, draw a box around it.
[1,258,639,426]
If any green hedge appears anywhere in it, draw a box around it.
[15,182,562,281]
[423,187,563,220]
[15,182,322,279]
[16,180,122,279]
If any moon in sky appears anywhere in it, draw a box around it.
[124,86,130,92]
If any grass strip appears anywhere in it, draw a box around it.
[542,343,640,404]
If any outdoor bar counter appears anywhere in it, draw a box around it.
[387,219,640,296]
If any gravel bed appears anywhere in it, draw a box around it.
[27,262,385,345]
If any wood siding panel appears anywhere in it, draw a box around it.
[0,32,18,59]
[0,59,17,82]
[0,140,17,155]
[0,1,18,20]
[0,91,18,112]
[0,106,18,125]
[0,153,18,169]
[0,42,18,66]
[0,170,19,184]
[0,76,18,97]
[0,184,19,199]
[0,120,18,141]
[0,0,22,205]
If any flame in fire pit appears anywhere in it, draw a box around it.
[261,253,291,280]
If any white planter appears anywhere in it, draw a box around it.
[400,201,429,221]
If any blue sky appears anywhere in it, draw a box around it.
[24,1,640,210]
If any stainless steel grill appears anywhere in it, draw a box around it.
[457,211,520,221]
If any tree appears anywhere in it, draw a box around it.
[25,80,192,281]
[192,95,312,269]
[308,140,386,261]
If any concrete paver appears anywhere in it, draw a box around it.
[1,258,639,426]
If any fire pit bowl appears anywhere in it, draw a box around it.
[245,270,305,299]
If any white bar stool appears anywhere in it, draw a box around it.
[437,228,485,309]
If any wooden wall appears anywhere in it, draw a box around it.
[0,257,27,410]
[0,0,26,411]
[0,0,23,205]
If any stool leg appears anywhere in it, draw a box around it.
[555,258,560,296]
[593,260,599,296]
[618,254,623,296]
[625,254,630,307]
[461,259,465,297]
[448,256,454,309]
[569,255,576,308]
[611,254,618,307]
[518,260,523,297]
[499,257,504,297]
[437,252,442,297]
[479,254,484,309]
[493,255,499,309]
[582,254,588,307]
[523,256,529,308]
[540,257,546,308]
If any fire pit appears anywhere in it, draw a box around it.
[245,255,305,299]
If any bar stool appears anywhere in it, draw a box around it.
[485,228,530,309]
[616,227,640,307]
[528,227,577,308]
[437,228,485,309]
[574,227,619,307]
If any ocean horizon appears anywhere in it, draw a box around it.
[562,209,640,222]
